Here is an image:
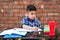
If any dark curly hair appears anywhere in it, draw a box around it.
[26,5,37,11]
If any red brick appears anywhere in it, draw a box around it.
[43,9,54,13]
[42,13,48,17]
[0,0,60,31]
[0,13,3,17]
[4,21,15,24]
[12,5,24,9]
[8,13,14,16]
[40,17,48,21]
[37,13,42,17]
[13,1,22,5]
[0,24,8,31]
[0,24,4,27]
[14,13,20,17]
[43,21,47,24]
[48,17,54,21]
[54,9,60,13]
[53,13,60,17]
[36,5,41,9]
[42,1,56,5]
[23,0,31,2]
[8,23,14,28]
[35,2,42,5]
[8,17,18,21]
[23,1,31,5]
[19,13,25,18]
[14,23,20,28]
[3,13,8,16]
[0,2,6,5]
[3,5,8,9]
[56,1,60,4]
[8,23,21,28]
[0,5,3,9]
[14,20,21,24]
[18,17,23,20]
[0,10,1,13]
[0,27,7,31]
[2,0,13,2]
[3,24,9,27]
[0,9,3,13]
[13,1,30,5]
[31,1,42,5]
[11,9,20,13]
[1,1,12,5]
[40,18,44,21]
[54,17,60,21]
[0,20,4,24]
[2,9,8,13]
[19,9,26,13]
[41,21,47,25]
[48,13,54,16]
[0,17,9,21]
[44,5,59,9]
[37,9,42,13]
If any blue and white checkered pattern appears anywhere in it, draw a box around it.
[21,16,41,28]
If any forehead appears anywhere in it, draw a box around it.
[29,11,36,14]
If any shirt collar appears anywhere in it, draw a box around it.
[27,17,35,22]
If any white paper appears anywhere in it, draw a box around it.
[38,28,42,31]
[14,28,42,32]
[0,28,42,36]
[0,29,27,36]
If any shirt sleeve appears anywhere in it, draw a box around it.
[21,17,28,25]
[37,20,41,28]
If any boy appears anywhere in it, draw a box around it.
[21,5,41,30]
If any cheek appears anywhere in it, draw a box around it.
[33,15,36,17]
[35,15,36,17]
[28,14,36,18]
[28,14,32,18]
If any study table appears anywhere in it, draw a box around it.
[0,28,43,40]
[0,28,58,40]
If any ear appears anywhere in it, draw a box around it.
[25,13,28,16]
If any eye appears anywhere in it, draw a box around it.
[31,13,36,15]
[31,13,34,14]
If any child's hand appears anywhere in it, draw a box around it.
[33,27,38,30]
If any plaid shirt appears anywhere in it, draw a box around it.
[21,16,41,28]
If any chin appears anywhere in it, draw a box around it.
[31,18,35,20]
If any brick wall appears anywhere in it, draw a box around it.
[0,0,60,31]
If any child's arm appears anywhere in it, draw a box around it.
[21,17,39,30]
[22,25,38,30]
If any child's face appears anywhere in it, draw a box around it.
[28,11,36,19]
